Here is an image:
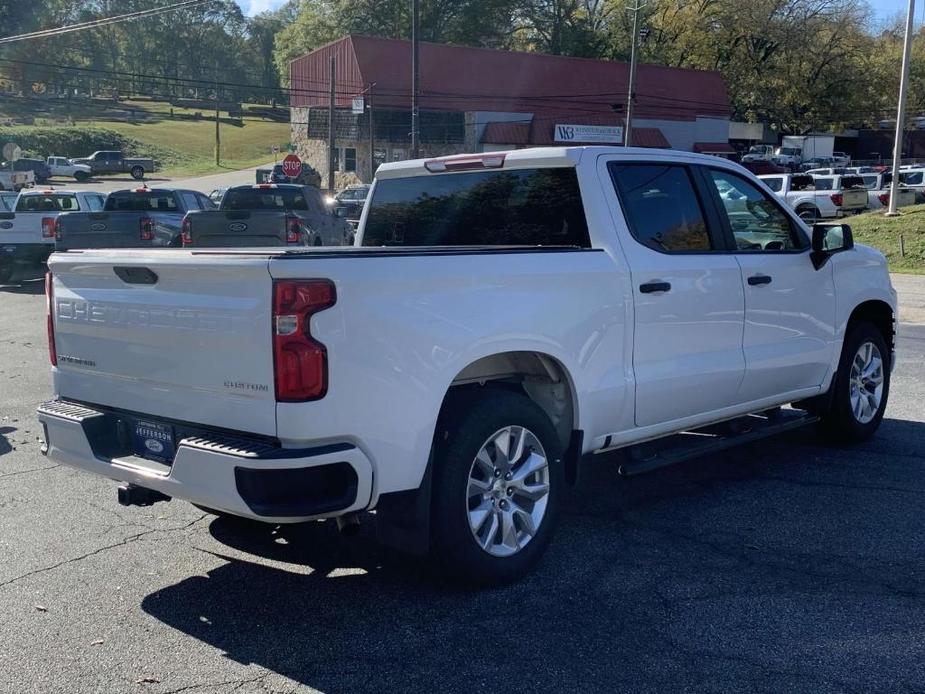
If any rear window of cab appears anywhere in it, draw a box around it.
[362,168,590,247]
[15,194,80,212]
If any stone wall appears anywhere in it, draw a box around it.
[291,106,473,187]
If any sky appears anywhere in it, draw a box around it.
[235,0,287,16]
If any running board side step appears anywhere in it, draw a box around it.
[617,410,819,477]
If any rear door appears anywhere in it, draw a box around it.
[605,159,746,427]
[702,167,836,401]
[49,252,279,435]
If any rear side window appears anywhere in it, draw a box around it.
[16,194,79,212]
[105,193,178,212]
[179,192,201,211]
[362,168,590,247]
[813,178,834,191]
[609,164,712,252]
[861,175,878,189]
[222,188,309,211]
[790,176,816,191]
[84,195,105,212]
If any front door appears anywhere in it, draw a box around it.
[605,160,746,427]
[702,167,836,401]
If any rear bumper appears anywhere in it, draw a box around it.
[0,242,54,267]
[37,399,373,522]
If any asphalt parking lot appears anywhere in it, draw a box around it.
[2,275,925,693]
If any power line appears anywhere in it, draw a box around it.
[0,0,211,45]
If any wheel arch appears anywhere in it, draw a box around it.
[847,299,895,360]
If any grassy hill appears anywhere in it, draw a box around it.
[0,97,289,178]
[850,204,925,274]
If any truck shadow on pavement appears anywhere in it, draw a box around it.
[141,417,925,693]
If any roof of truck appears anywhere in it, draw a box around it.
[375,146,746,180]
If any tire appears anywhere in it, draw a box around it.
[313,237,323,247]
[796,205,819,223]
[0,265,13,285]
[130,166,145,180]
[818,321,890,442]
[430,389,564,586]
[74,171,89,182]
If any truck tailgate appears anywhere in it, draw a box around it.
[48,250,278,436]
[841,189,867,209]
[187,211,288,247]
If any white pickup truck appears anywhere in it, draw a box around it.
[0,189,106,284]
[758,173,841,221]
[38,148,896,585]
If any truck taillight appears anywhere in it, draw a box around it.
[140,216,155,241]
[46,271,56,366]
[285,216,301,244]
[879,193,890,206]
[181,217,192,246]
[41,217,56,238]
[830,193,843,207]
[272,279,336,401]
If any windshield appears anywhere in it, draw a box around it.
[363,168,590,247]
[15,194,80,212]
[337,187,369,201]
[223,187,308,210]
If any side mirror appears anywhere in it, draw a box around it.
[811,223,854,270]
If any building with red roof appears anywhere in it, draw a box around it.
[289,35,733,184]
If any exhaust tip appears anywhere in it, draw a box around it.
[335,513,361,536]
[117,484,171,507]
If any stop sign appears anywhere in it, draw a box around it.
[281,154,302,179]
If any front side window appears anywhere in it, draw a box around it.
[708,169,806,252]
[762,177,783,193]
[609,163,712,252]
[902,171,923,185]
[180,192,201,211]
[363,167,590,247]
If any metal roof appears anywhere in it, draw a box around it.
[291,35,730,122]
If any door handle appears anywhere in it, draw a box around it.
[747,274,772,286]
[639,281,671,294]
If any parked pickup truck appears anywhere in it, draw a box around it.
[56,187,215,250]
[810,175,869,215]
[859,172,916,211]
[0,188,106,284]
[758,173,840,221]
[181,183,352,247]
[38,147,897,586]
[71,150,155,180]
[46,156,92,182]
[0,165,33,191]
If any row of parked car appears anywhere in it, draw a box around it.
[757,169,916,222]
[0,150,156,191]
[0,180,368,284]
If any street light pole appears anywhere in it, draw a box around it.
[624,1,646,148]
[410,0,420,158]
[888,0,915,216]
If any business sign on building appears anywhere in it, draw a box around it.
[554,124,623,144]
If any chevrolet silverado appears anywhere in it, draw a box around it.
[38,147,897,585]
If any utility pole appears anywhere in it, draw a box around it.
[214,61,220,166]
[888,0,916,216]
[624,0,646,147]
[327,53,336,193]
[410,0,420,158]
[368,83,375,182]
